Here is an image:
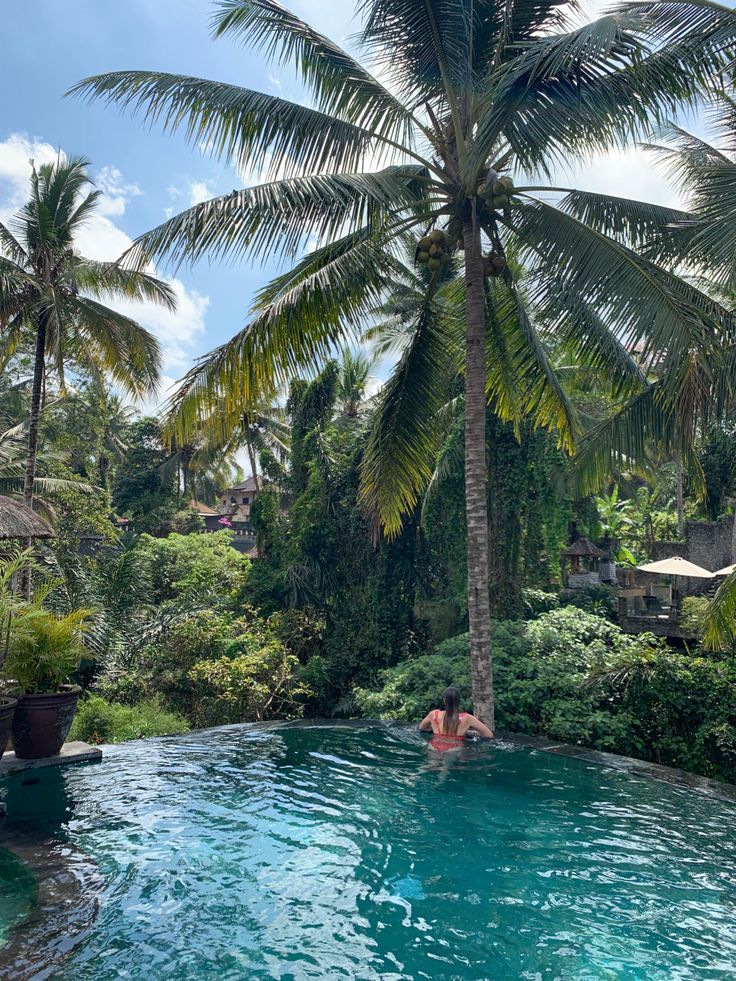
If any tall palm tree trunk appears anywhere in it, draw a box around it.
[21,312,47,597]
[463,212,495,728]
[246,438,261,493]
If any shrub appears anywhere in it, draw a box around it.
[355,653,471,720]
[69,695,189,744]
[135,531,249,606]
[97,608,309,727]
[679,595,711,639]
[521,588,559,618]
[560,585,619,622]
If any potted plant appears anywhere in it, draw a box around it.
[0,550,36,761]
[3,608,91,759]
[0,693,17,762]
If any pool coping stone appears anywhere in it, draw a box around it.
[0,741,102,780]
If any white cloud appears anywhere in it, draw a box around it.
[0,133,210,406]
[563,146,686,210]
[0,133,60,220]
[189,180,213,205]
[95,164,142,217]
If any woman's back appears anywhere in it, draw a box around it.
[430,709,472,738]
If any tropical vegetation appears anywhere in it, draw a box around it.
[2,0,736,780]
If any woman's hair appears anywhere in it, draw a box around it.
[442,686,461,735]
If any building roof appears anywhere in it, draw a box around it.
[223,476,259,494]
[190,500,219,515]
[561,537,605,558]
[0,496,54,539]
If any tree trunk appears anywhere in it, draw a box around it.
[463,212,495,729]
[99,453,109,490]
[246,438,261,493]
[21,312,48,598]
[676,459,684,539]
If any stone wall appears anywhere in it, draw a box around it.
[648,514,734,596]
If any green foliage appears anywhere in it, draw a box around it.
[135,531,249,606]
[239,371,422,712]
[679,595,711,639]
[0,550,91,694]
[420,412,571,619]
[521,589,559,618]
[170,509,205,534]
[98,608,306,728]
[355,651,471,721]
[3,607,91,694]
[111,418,180,535]
[356,608,736,782]
[70,695,190,744]
[560,585,619,622]
[45,461,118,558]
[702,426,736,520]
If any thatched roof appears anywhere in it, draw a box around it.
[0,496,54,540]
[561,537,604,558]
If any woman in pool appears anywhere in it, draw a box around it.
[419,686,493,752]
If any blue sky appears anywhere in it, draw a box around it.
[0,0,692,413]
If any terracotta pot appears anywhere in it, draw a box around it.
[0,696,18,761]
[11,686,81,759]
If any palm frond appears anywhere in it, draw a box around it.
[124,167,436,269]
[69,71,419,181]
[359,298,456,537]
[212,0,418,143]
[702,569,736,650]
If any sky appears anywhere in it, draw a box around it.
[0,0,697,416]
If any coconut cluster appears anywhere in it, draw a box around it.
[416,228,453,271]
[483,252,508,279]
[479,175,515,216]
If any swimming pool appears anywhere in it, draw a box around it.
[2,723,736,979]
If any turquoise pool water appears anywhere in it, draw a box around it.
[0,848,36,947]
[3,724,736,979]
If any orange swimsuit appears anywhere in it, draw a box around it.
[429,709,468,753]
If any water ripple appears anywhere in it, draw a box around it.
[2,723,736,980]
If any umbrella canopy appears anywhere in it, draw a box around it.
[0,496,54,540]
[714,563,736,576]
[637,556,714,578]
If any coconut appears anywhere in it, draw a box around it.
[417,250,430,264]
[418,235,432,251]
[492,180,506,195]
[491,254,507,271]
[500,176,514,191]
[492,194,509,210]
[429,229,444,243]
[428,257,443,271]
[429,242,443,256]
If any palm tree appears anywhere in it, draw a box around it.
[0,157,174,538]
[71,0,736,725]
[337,349,374,420]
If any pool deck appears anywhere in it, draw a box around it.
[0,741,102,780]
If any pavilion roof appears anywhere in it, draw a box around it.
[560,537,605,558]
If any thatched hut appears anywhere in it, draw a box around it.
[0,496,54,541]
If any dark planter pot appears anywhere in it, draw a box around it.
[11,686,81,760]
[0,696,18,761]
